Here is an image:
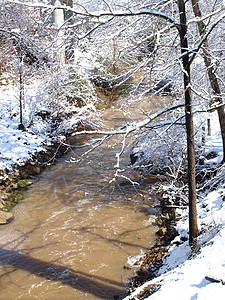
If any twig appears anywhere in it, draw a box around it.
[205,276,225,285]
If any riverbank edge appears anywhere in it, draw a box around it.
[125,164,221,298]
[125,193,182,299]
[0,137,72,223]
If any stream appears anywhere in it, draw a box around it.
[0,96,167,299]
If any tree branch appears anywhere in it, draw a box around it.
[5,0,181,30]
[71,102,185,137]
[188,12,225,64]
[187,7,225,27]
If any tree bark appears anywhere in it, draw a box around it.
[62,0,74,62]
[54,0,66,65]
[19,66,23,126]
[191,0,225,162]
[177,0,198,246]
[18,62,25,131]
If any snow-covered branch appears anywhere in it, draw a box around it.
[5,0,180,29]
[77,17,114,39]
[189,11,225,64]
[187,6,225,27]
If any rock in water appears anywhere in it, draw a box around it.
[0,211,13,225]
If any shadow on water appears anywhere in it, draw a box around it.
[77,225,152,251]
[0,247,126,299]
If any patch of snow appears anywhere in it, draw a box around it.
[0,84,49,171]
[204,112,223,163]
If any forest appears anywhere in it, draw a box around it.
[0,0,225,299]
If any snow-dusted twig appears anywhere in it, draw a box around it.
[69,135,111,163]
[77,17,114,39]
[189,12,225,64]
[187,7,225,27]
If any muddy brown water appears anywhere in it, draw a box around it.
[0,96,167,299]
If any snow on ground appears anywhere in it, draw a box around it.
[0,82,52,171]
[125,112,225,299]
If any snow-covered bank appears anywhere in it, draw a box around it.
[0,66,97,172]
[0,83,50,171]
[125,113,225,299]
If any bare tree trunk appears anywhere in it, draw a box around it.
[19,67,23,125]
[178,0,198,246]
[62,0,74,62]
[18,61,25,131]
[54,0,66,65]
[191,0,225,162]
